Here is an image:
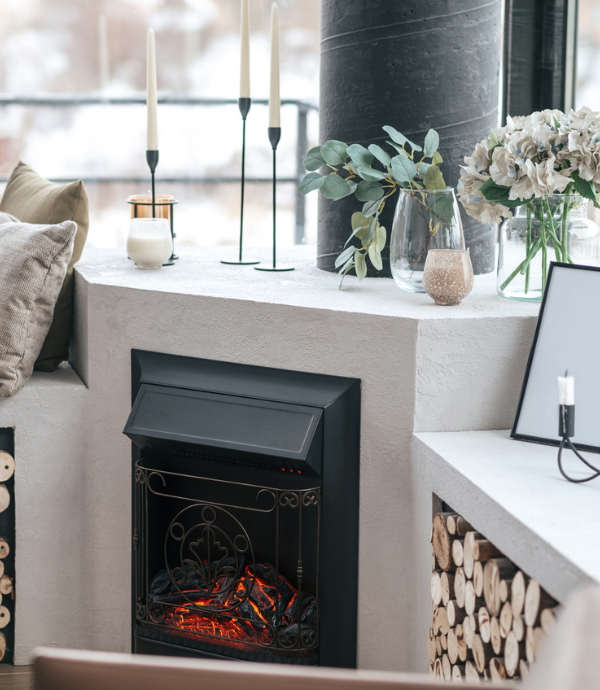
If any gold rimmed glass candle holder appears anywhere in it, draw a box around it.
[127,194,179,264]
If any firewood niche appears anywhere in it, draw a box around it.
[0,434,15,665]
[428,510,560,682]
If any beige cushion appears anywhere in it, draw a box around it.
[0,212,77,397]
[0,161,89,372]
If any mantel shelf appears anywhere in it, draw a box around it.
[76,246,539,322]
[415,429,600,603]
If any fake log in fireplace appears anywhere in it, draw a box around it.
[124,351,360,667]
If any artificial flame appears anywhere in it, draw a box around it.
[148,562,316,653]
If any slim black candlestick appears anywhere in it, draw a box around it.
[221,98,260,266]
[255,127,294,272]
[145,149,176,265]
[146,150,159,218]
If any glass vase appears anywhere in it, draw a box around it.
[390,188,465,293]
[497,194,600,301]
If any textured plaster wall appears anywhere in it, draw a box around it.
[0,367,89,664]
[66,247,539,673]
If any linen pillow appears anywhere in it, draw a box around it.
[0,161,89,372]
[0,213,77,397]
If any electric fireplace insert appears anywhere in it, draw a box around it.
[124,350,360,668]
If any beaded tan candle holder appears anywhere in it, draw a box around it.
[422,249,474,306]
[127,195,178,264]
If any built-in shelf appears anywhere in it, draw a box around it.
[414,429,600,603]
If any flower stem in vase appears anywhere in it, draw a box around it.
[524,206,532,293]
[541,214,548,294]
[542,196,562,263]
[561,197,569,263]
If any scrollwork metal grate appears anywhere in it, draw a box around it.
[134,456,321,659]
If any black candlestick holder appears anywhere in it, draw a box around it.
[146,150,159,218]
[222,98,260,266]
[255,127,294,272]
[141,149,178,265]
[557,403,600,483]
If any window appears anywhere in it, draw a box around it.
[0,0,320,248]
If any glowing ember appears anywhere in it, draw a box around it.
[147,561,316,652]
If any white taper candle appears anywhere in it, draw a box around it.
[146,28,159,150]
[268,3,280,128]
[240,0,250,98]
[99,15,109,90]
[558,374,575,405]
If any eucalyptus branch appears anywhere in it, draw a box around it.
[300,125,446,285]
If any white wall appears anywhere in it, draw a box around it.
[0,366,89,664]
[68,246,538,672]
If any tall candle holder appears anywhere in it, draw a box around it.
[222,98,260,266]
[144,149,178,264]
[255,126,294,272]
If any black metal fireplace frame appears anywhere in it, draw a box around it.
[134,455,322,660]
[128,350,360,668]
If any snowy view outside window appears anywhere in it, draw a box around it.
[0,0,320,249]
[578,0,600,111]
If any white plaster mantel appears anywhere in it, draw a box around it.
[68,245,542,673]
[414,429,600,603]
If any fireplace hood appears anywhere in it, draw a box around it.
[123,350,359,478]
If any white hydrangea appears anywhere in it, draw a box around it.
[459,107,600,224]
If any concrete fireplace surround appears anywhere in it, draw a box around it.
[5,244,595,669]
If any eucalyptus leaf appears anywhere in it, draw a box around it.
[382,125,422,152]
[339,256,354,274]
[362,199,382,217]
[321,174,355,200]
[391,155,417,184]
[423,165,446,190]
[382,125,407,147]
[321,139,348,166]
[347,180,358,194]
[347,143,374,167]
[303,146,326,171]
[355,180,384,202]
[334,245,356,269]
[357,166,387,181]
[375,225,387,251]
[368,242,383,270]
[418,161,431,178]
[299,172,324,194]
[432,151,443,166]
[355,250,367,280]
[368,144,391,168]
[351,212,370,231]
[429,195,455,224]
[423,129,440,158]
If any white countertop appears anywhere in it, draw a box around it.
[415,429,600,602]
[76,245,540,322]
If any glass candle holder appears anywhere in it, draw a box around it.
[128,194,176,220]
[127,218,173,270]
[422,249,474,306]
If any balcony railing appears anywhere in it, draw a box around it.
[0,95,318,244]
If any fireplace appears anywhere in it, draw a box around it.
[124,350,360,668]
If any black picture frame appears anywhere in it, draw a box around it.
[512,261,600,453]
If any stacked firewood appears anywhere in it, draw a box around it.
[0,450,15,662]
[428,511,560,682]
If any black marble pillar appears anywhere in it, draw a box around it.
[318,0,502,276]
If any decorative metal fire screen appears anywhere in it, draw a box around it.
[134,455,320,662]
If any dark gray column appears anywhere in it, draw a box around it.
[318,0,502,276]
